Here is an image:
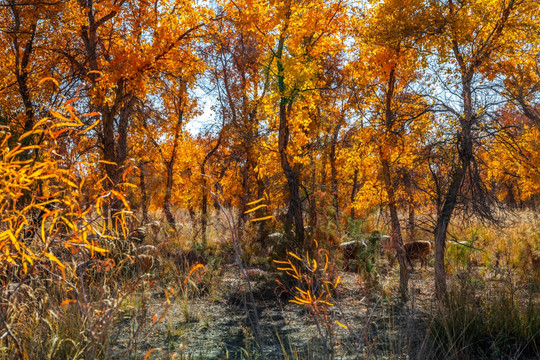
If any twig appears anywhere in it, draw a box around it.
[209,181,266,359]
[0,304,25,360]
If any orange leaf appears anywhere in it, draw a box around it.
[38,77,59,87]
[184,263,204,284]
[143,348,160,360]
[81,112,101,117]
[60,299,77,306]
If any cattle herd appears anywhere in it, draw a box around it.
[340,235,433,272]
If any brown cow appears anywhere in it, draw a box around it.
[340,240,366,271]
[403,241,432,271]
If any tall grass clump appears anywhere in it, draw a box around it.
[0,104,174,359]
[424,282,540,359]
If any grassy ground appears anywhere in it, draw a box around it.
[1,210,539,359]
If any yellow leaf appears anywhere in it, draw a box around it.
[318,300,334,306]
[250,215,274,222]
[246,197,265,206]
[50,121,82,129]
[33,118,50,128]
[7,231,21,252]
[244,204,267,214]
[289,298,309,305]
[334,275,341,288]
[44,252,65,269]
[50,110,73,122]
[287,251,302,261]
[85,243,109,254]
[276,267,294,272]
[18,130,41,142]
[99,160,117,165]
[76,118,100,136]
[335,320,348,329]
[295,287,308,295]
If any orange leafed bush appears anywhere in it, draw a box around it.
[0,103,129,280]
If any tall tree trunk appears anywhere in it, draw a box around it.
[433,66,474,300]
[408,204,415,241]
[101,109,118,231]
[276,30,304,248]
[162,90,185,231]
[163,162,176,231]
[117,91,134,173]
[10,7,38,208]
[102,110,119,186]
[404,172,415,240]
[350,168,359,220]
[139,161,149,225]
[201,166,208,247]
[278,99,304,247]
[80,4,124,194]
[256,177,269,244]
[200,127,225,248]
[381,65,408,301]
[236,161,251,241]
[433,169,463,300]
[330,124,341,238]
[432,0,517,300]
[10,4,37,145]
[382,158,409,300]
[308,154,318,235]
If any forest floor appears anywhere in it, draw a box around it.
[112,264,438,359]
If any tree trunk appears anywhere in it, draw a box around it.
[199,127,224,248]
[201,165,208,248]
[278,100,304,247]
[433,170,463,300]
[330,125,341,238]
[139,162,149,225]
[433,54,475,299]
[256,177,269,245]
[10,4,37,145]
[381,65,408,300]
[308,154,318,235]
[382,158,409,301]
[408,204,415,241]
[404,172,415,240]
[163,162,176,231]
[276,30,304,248]
[101,110,119,186]
[350,168,359,220]
[236,161,251,241]
[117,91,134,174]
[162,91,185,231]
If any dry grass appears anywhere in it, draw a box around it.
[1,209,539,359]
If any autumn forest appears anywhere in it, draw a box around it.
[1,0,539,358]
